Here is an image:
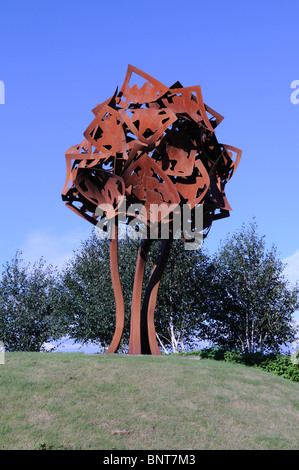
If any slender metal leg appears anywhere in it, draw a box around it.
[107,236,172,356]
[141,240,172,355]
[105,225,125,354]
[128,239,152,355]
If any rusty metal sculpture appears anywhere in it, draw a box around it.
[62,65,242,355]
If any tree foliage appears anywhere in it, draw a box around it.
[205,220,299,353]
[56,232,212,353]
[57,235,141,350]
[1,221,298,355]
[154,240,212,352]
[0,251,61,351]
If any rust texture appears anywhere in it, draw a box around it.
[62,65,242,355]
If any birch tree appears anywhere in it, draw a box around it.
[153,240,212,353]
[58,233,212,353]
[206,220,299,353]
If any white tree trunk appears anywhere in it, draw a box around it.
[156,333,169,354]
[169,315,179,353]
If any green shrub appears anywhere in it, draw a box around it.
[182,348,299,382]
[223,350,243,363]
[197,347,227,360]
[257,355,299,382]
[223,350,277,366]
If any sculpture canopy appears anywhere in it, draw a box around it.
[61,65,242,354]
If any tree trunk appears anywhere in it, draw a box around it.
[251,319,255,353]
[156,333,169,354]
[245,311,250,352]
[169,315,179,353]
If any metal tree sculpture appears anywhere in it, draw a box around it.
[61,65,242,355]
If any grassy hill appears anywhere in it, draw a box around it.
[0,352,298,450]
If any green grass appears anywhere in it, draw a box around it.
[0,353,298,450]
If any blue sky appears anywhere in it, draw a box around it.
[0,1,299,324]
